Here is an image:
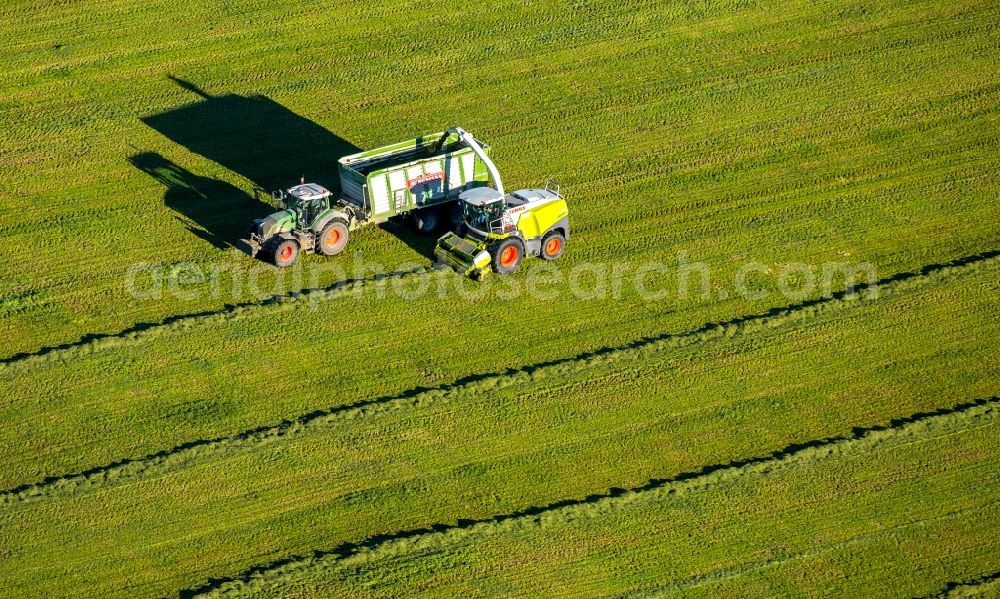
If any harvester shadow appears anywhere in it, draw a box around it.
[144,77,361,195]
[179,395,1000,598]
[137,77,442,258]
[134,77,360,251]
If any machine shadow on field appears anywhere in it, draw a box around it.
[144,77,360,195]
[129,152,266,249]
[134,77,441,257]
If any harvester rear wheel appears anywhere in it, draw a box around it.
[270,239,299,268]
[540,230,566,260]
[492,238,524,275]
[318,219,349,256]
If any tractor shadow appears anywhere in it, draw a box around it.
[134,77,444,258]
[129,152,267,250]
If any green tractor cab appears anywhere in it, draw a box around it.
[435,181,569,280]
[238,183,351,267]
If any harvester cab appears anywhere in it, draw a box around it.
[459,187,506,233]
[238,182,352,267]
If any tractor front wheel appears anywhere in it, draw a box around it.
[270,239,299,268]
[540,230,566,261]
[318,219,349,256]
[492,237,524,275]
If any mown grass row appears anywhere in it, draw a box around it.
[0,250,995,505]
[193,399,1000,598]
[932,574,1000,599]
[0,0,997,361]
[1,0,998,595]
[0,257,996,597]
[1,0,996,494]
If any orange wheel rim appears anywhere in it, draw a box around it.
[280,245,293,260]
[500,245,518,267]
[325,229,340,244]
[545,238,561,255]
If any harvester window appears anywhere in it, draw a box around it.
[464,201,502,231]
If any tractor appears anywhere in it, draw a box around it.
[240,182,350,267]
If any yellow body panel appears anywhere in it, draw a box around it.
[516,199,568,240]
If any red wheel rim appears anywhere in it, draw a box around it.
[279,245,293,260]
[500,245,518,267]
[325,229,340,245]
[545,238,561,256]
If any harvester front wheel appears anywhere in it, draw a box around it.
[540,230,566,260]
[492,238,524,275]
[270,239,299,268]
[318,219,349,256]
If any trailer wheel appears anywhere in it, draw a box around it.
[414,210,440,234]
[540,230,566,260]
[270,239,299,268]
[318,219,349,256]
[492,238,524,275]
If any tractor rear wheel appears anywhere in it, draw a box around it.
[492,237,524,275]
[540,230,566,260]
[270,239,299,268]
[318,219,349,256]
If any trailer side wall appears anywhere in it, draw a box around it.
[338,132,492,221]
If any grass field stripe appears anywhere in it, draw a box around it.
[3,0,999,594]
[1,252,996,505]
[617,501,1000,597]
[1,246,996,374]
[180,396,1000,597]
[0,265,432,372]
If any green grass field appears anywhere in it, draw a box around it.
[1,0,998,595]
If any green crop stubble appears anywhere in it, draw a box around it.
[0,0,998,596]
[0,256,996,597]
[0,0,996,488]
[197,402,1000,598]
[0,0,997,358]
[1,252,997,505]
[0,245,994,493]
